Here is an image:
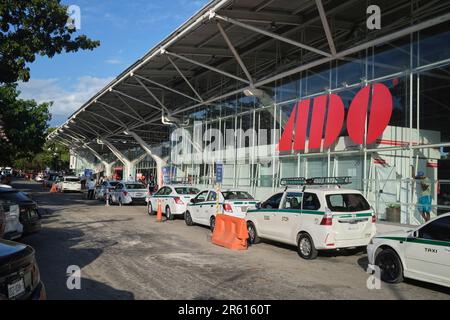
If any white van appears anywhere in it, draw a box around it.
[246,177,377,259]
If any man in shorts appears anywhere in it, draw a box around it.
[415,171,432,222]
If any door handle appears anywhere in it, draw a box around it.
[210,205,214,207]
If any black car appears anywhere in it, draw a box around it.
[0,239,46,300]
[0,190,41,235]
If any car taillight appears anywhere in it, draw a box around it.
[174,197,183,204]
[223,203,233,213]
[372,214,377,223]
[320,208,333,226]
[123,191,128,196]
[31,261,40,286]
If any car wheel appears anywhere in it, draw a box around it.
[185,211,194,226]
[166,206,173,220]
[297,233,318,260]
[210,216,216,232]
[247,222,260,245]
[375,248,404,284]
[147,203,154,215]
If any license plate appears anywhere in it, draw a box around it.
[347,224,360,231]
[8,278,25,299]
[135,193,143,197]
[240,206,248,213]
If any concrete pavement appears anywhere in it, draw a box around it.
[14,179,450,300]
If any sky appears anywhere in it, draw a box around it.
[18,0,210,126]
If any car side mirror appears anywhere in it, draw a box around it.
[409,230,419,239]
[190,198,196,204]
[256,202,262,209]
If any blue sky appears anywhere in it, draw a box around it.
[18,0,209,126]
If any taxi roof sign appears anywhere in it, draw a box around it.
[280,176,351,186]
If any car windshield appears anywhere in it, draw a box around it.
[222,191,254,200]
[0,191,31,202]
[175,187,200,195]
[109,182,119,187]
[326,194,370,212]
[125,184,146,190]
[65,177,79,182]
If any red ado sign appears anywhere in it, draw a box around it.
[278,83,393,152]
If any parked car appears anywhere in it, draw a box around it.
[368,212,450,288]
[109,182,148,205]
[57,176,81,193]
[245,177,377,260]
[95,180,120,201]
[185,189,258,231]
[148,185,200,220]
[0,201,23,240]
[0,239,46,299]
[0,189,41,235]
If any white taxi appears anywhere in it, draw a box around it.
[185,189,259,231]
[367,213,450,287]
[147,185,200,220]
[246,177,377,259]
[57,176,81,192]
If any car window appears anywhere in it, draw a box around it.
[302,193,321,210]
[155,187,166,195]
[283,192,303,210]
[109,182,119,187]
[222,191,254,200]
[262,193,283,209]
[65,177,79,182]
[175,187,200,195]
[195,191,209,202]
[0,192,31,202]
[326,194,370,212]
[125,183,146,190]
[207,191,217,202]
[165,188,173,195]
[115,184,123,190]
[418,216,450,242]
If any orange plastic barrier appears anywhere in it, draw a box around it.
[211,214,248,250]
[50,183,57,193]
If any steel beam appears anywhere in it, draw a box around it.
[214,14,332,58]
[112,89,163,112]
[216,21,254,85]
[315,0,337,56]
[96,100,144,123]
[164,50,250,84]
[167,56,204,102]
[134,77,170,113]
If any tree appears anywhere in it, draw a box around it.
[0,84,51,165]
[0,0,100,83]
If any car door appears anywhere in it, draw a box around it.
[112,184,122,202]
[257,193,284,238]
[190,190,209,224]
[152,187,167,209]
[404,216,450,285]
[205,191,219,222]
[276,192,303,244]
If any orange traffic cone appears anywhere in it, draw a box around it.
[156,199,162,222]
[50,183,57,193]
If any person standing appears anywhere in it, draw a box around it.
[87,178,96,200]
[415,171,432,222]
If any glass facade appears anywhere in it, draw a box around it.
[169,21,450,225]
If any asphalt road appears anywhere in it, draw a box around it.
[14,179,450,300]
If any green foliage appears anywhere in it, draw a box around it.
[0,84,51,165]
[0,0,100,83]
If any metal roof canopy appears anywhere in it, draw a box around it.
[49,0,450,159]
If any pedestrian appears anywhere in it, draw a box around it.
[415,171,432,222]
[87,178,96,200]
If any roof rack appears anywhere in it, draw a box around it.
[280,176,351,187]
[169,179,192,185]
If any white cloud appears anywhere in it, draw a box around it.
[18,76,114,126]
[105,58,122,65]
